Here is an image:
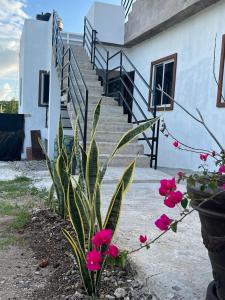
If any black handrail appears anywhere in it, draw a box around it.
[121,0,134,18]
[83,16,109,95]
[83,16,159,169]
[52,11,89,151]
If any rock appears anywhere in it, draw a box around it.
[105,295,116,300]
[132,280,143,289]
[74,291,84,299]
[114,288,127,299]
[172,286,181,292]
[103,276,110,282]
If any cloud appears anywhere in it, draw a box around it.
[0,0,28,80]
[0,83,14,100]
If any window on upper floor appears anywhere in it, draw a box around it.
[149,54,177,111]
[38,70,50,107]
[217,34,225,107]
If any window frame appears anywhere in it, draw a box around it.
[217,34,225,107]
[38,70,50,107]
[149,53,177,111]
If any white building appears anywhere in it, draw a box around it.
[19,0,225,170]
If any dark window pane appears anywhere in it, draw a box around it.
[153,64,163,106]
[43,73,50,104]
[162,62,174,105]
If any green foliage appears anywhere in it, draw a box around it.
[39,118,79,218]
[0,99,18,114]
[63,99,159,296]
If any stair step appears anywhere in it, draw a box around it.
[99,154,150,167]
[93,131,137,143]
[87,142,144,155]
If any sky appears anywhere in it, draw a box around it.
[0,0,120,101]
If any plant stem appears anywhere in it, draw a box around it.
[157,86,225,152]
[128,209,194,255]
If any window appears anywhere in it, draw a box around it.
[149,54,177,111]
[38,70,50,107]
[217,34,225,107]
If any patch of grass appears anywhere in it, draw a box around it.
[0,232,17,250]
[0,202,19,216]
[0,176,32,198]
[10,209,30,230]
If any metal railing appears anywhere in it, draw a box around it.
[121,0,134,18]
[52,11,89,151]
[83,17,109,95]
[83,17,160,168]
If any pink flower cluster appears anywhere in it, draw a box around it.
[218,165,225,174]
[200,153,209,161]
[86,229,119,272]
[159,178,183,208]
[155,214,172,231]
[155,177,184,231]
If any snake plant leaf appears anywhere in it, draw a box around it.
[57,118,64,153]
[63,229,94,295]
[48,183,55,210]
[55,151,69,217]
[95,184,102,230]
[91,97,102,139]
[103,181,124,234]
[77,145,87,195]
[67,180,86,251]
[86,139,99,202]
[103,160,136,233]
[39,138,63,215]
[100,117,160,183]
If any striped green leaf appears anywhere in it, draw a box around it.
[100,117,159,183]
[63,229,94,296]
[91,98,102,139]
[57,118,64,153]
[86,139,99,202]
[67,180,86,251]
[103,160,136,233]
[95,184,102,230]
[103,181,124,233]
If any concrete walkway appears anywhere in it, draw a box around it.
[102,167,212,300]
[0,162,212,299]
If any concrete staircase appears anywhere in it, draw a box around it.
[60,44,150,167]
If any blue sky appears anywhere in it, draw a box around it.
[0,0,120,101]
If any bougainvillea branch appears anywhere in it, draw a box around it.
[157,86,225,152]
[128,208,194,255]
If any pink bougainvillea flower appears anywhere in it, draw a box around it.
[164,191,183,208]
[173,141,179,148]
[159,178,176,196]
[139,235,147,244]
[155,214,172,231]
[92,229,113,247]
[177,171,185,178]
[86,249,102,271]
[200,153,209,161]
[218,165,225,174]
[104,244,119,258]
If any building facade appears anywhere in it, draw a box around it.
[19,0,225,170]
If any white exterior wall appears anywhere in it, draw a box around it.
[19,16,61,159]
[86,2,125,45]
[126,1,225,171]
[19,18,52,158]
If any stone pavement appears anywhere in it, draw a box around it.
[0,162,212,299]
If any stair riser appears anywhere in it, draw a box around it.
[99,156,150,168]
[87,143,144,155]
